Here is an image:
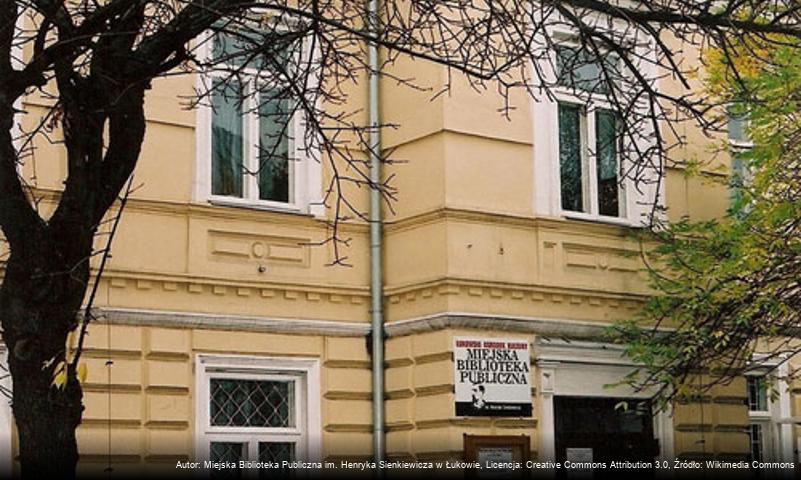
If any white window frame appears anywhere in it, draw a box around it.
[194,22,324,217]
[745,356,793,464]
[727,107,753,151]
[532,20,663,227]
[194,354,322,472]
[554,95,628,222]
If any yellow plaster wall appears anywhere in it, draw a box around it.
[63,324,373,476]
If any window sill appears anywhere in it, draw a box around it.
[561,211,639,228]
[729,140,754,150]
[207,197,312,217]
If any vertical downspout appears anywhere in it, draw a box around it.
[367,0,385,466]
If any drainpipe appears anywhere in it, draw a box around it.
[366,0,385,466]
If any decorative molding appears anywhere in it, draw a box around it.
[386,389,414,400]
[323,424,372,433]
[415,385,453,397]
[323,391,372,401]
[208,229,310,267]
[96,271,368,302]
[384,206,648,238]
[92,307,370,337]
[384,312,616,339]
[385,277,648,309]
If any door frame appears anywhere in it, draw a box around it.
[534,339,674,463]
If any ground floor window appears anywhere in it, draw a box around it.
[746,373,776,464]
[195,355,321,478]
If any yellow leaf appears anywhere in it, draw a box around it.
[51,361,67,390]
[77,363,87,384]
[52,370,66,390]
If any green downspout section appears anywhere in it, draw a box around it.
[367,0,385,466]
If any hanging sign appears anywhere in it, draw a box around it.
[454,337,532,417]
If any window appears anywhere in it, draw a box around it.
[558,103,624,217]
[746,374,772,464]
[747,375,769,412]
[532,23,662,226]
[727,106,753,209]
[743,363,793,465]
[555,46,619,95]
[728,108,751,147]
[196,25,324,215]
[195,355,321,478]
[554,45,625,219]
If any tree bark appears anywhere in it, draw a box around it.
[0,227,92,478]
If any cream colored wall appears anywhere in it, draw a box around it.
[9,20,753,468]
[68,323,371,476]
[385,329,536,461]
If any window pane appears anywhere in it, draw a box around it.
[596,109,621,217]
[210,379,295,427]
[210,442,245,479]
[748,424,763,463]
[258,92,291,203]
[728,112,749,143]
[212,30,299,71]
[730,152,749,210]
[258,442,295,479]
[559,103,585,212]
[747,376,768,411]
[213,31,264,69]
[211,79,244,197]
[556,46,618,94]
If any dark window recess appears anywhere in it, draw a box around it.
[554,396,659,466]
[559,103,584,213]
[595,109,621,217]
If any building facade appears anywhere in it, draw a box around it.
[5,10,801,479]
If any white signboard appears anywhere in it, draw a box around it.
[454,337,532,417]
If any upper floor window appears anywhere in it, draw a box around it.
[554,44,626,220]
[727,106,753,209]
[558,103,624,218]
[531,13,663,228]
[728,108,752,148]
[195,24,324,216]
[555,46,619,95]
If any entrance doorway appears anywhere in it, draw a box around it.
[554,396,659,465]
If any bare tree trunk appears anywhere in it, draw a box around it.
[9,342,83,479]
[0,225,93,478]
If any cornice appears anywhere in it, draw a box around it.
[384,312,616,339]
[384,206,649,240]
[90,307,370,337]
[384,276,650,305]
